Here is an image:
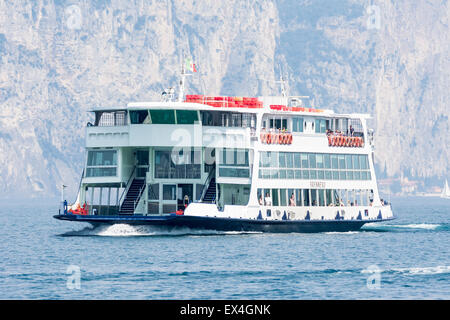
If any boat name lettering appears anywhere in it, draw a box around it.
[310,181,326,188]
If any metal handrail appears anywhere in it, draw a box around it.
[199,167,215,202]
[118,167,136,207]
[133,183,146,211]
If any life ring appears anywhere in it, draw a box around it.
[288,134,293,144]
[266,133,272,144]
[328,135,332,146]
[339,136,343,147]
[281,133,287,144]
[260,133,265,143]
[273,133,278,144]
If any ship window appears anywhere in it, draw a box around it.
[130,110,150,124]
[86,150,117,177]
[346,155,353,169]
[360,155,368,169]
[303,189,310,206]
[275,119,281,130]
[302,170,310,179]
[333,171,339,180]
[163,185,177,200]
[315,119,327,133]
[280,189,287,206]
[316,154,324,168]
[352,155,360,169]
[287,170,294,179]
[136,150,149,166]
[325,189,333,206]
[155,149,201,179]
[286,153,293,168]
[219,167,250,178]
[317,170,324,179]
[347,171,353,180]
[294,153,301,168]
[271,170,279,179]
[324,154,331,168]
[150,110,175,124]
[271,189,279,206]
[361,171,368,180]
[308,154,316,168]
[295,189,302,206]
[338,155,346,169]
[87,150,117,166]
[279,153,286,168]
[318,189,325,206]
[148,202,159,214]
[311,189,318,206]
[148,184,159,200]
[95,111,128,126]
[331,155,338,169]
[301,154,309,168]
[221,149,249,167]
[292,117,304,132]
[176,110,198,124]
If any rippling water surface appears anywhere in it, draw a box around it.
[0,197,448,299]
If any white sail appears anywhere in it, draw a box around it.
[442,179,450,199]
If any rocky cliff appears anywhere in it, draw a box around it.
[0,0,448,198]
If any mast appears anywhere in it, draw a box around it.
[178,59,186,102]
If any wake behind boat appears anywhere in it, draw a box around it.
[54,64,394,232]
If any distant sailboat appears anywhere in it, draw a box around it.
[442,179,450,199]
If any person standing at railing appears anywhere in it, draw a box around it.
[349,125,354,136]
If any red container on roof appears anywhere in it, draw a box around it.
[186,95,204,100]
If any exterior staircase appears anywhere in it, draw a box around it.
[119,179,145,214]
[202,178,216,203]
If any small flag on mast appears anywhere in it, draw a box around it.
[185,57,197,73]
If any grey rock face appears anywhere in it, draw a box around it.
[0,0,448,198]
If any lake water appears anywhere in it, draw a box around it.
[0,196,448,299]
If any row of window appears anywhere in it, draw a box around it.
[259,169,371,181]
[86,150,118,177]
[154,150,201,179]
[129,109,199,125]
[260,152,369,170]
[257,188,373,207]
[201,111,256,128]
[218,149,251,178]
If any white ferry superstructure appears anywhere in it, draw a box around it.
[55,85,394,232]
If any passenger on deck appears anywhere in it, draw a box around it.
[349,125,354,136]
[259,195,263,205]
[264,193,272,206]
[289,193,295,206]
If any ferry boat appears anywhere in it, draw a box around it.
[54,71,394,233]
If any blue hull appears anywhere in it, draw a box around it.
[53,214,393,233]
